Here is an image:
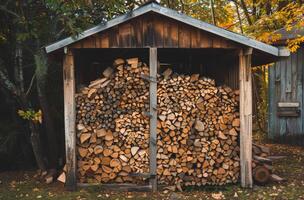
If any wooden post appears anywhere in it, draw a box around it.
[239,48,253,188]
[63,48,77,190]
[149,48,157,192]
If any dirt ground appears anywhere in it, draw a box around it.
[0,143,304,200]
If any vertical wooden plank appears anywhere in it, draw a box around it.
[119,23,131,47]
[191,29,200,48]
[163,18,178,48]
[284,55,292,140]
[149,48,157,192]
[299,48,304,137]
[199,31,213,48]
[230,61,239,90]
[279,59,287,136]
[268,64,276,139]
[100,32,109,48]
[70,42,82,49]
[130,18,142,47]
[239,48,253,188]
[274,61,281,138]
[170,20,178,48]
[163,19,169,47]
[142,15,148,47]
[212,37,222,48]
[95,35,101,48]
[178,23,191,48]
[63,48,76,191]
[153,16,164,47]
[286,55,292,93]
[287,52,299,135]
[109,26,119,47]
[82,36,95,48]
[143,15,154,47]
[302,48,304,136]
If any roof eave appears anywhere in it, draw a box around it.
[278,46,290,57]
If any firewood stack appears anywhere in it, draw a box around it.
[157,70,240,186]
[76,58,150,183]
[75,57,241,186]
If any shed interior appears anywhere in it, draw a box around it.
[74,48,239,91]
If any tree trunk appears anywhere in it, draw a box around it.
[28,120,46,171]
[34,51,58,168]
[0,60,46,171]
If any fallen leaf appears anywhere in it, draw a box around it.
[234,192,238,198]
[211,192,224,200]
[48,192,54,197]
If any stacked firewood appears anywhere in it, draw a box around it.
[76,58,150,183]
[75,58,241,186]
[156,69,240,186]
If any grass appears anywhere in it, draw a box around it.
[0,143,304,200]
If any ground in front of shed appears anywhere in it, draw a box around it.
[0,143,303,200]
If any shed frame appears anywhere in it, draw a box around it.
[46,2,289,191]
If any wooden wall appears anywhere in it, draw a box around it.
[268,46,304,145]
[70,13,239,49]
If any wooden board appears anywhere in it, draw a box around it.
[149,48,157,192]
[277,102,300,108]
[239,48,253,188]
[63,48,77,190]
[77,183,152,192]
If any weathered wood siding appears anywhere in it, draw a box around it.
[268,46,304,145]
[70,13,239,49]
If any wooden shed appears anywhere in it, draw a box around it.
[45,2,289,191]
[268,27,304,145]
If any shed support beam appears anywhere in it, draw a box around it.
[63,48,77,191]
[239,48,253,188]
[149,48,158,192]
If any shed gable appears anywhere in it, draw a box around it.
[69,13,239,49]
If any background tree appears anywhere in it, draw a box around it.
[0,0,134,170]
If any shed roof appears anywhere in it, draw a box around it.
[45,2,288,57]
[273,26,304,43]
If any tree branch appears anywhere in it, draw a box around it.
[234,0,244,33]
[0,5,19,17]
[0,60,20,97]
[239,0,253,25]
[25,73,36,97]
